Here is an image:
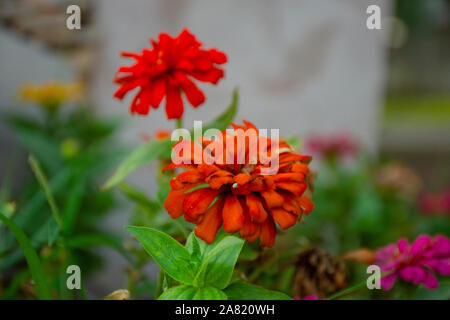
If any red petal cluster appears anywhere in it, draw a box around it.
[163,121,314,247]
[114,29,227,119]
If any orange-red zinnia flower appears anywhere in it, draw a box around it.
[114,28,227,119]
[163,121,314,247]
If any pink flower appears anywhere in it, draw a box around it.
[419,188,450,217]
[375,234,450,290]
[303,295,320,300]
[305,132,358,161]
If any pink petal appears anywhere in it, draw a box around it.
[303,296,319,300]
[397,238,409,254]
[375,244,396,264]
[381,273,398,290]
[422,271,439,289]
[410,234,431,256]
[399,266,426,285]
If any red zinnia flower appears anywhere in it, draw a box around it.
[114,28,227,119]
[163,121,314,247]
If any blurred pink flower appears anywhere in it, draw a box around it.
[303,295,320,300]
[419,188,450,216]
[305,132,358,161]
[375,234,450,290]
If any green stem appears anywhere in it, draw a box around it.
[176,118,183,130]
[328,280,367,300]
[28,155,63,229]
[329,270,395,300]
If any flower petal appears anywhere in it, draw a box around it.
[148,78,166,108]
[165,85,184,119]
[240,210,260,241]
[399,266,426,285]
[195,197,225,244]
[422,271,439,289]
[260,217,276,247]
[299,196,314,214]
[381,273,398,290]
[271,208,297,229]
[164,187,190,218]
[175,72,205,107]
[183,188,221,221]
[260,189,284,208]
[276,181,307,196]
[222,194,244,233]
[245,193,267,223]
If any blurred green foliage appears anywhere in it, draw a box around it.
[234,152,450,299]
[0,101,129,299]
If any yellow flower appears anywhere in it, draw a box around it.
[20,80,83,111]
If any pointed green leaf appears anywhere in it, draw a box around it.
[126,226,196,285]
[185,233,204,261]
[194,236,244,289]
[0,211,52,300]
[158,285,227,300]
[158,285,197,300]
[61,176,85,235]
[28,155,62,228]
[102,138,172,190]
[202,89,239,132]
[224,282,290,300]
[193,287,228,300]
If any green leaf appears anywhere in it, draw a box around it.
[126,226,196,285]
[30,216,58,247]
[12,165,73,230]
[102,138,172,190]
[193,287,228,300]
[202,89,239,132]
[0,211,52,300]
[1,216,59,272]
[158,285,227,300]
[224,282,290,300]
[62,177,86,235]
[28,155,62,228]
[194,236,244,289]
[158,285,197,300]
[185,233,203,264]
